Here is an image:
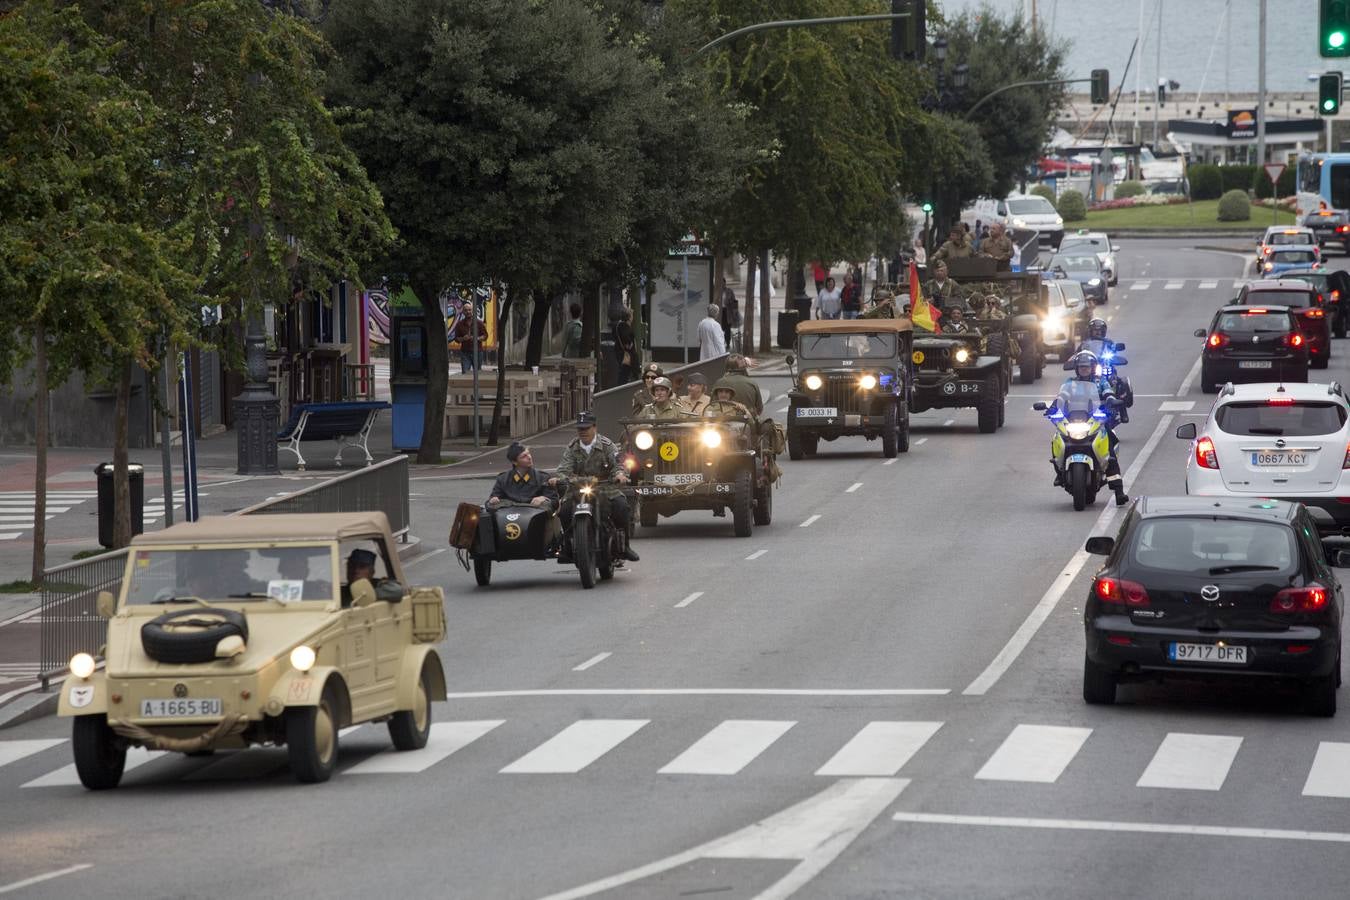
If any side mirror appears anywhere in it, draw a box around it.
[1194,328,1208,338]
[1176,422,1197,439]
[1112,341,1126,351]
[1111,244,1121,252]
[1084,536,1115,555]
[349,578,376,608]
[96,590,116,619]
[785,354,795,367]
[1111,355,1128,365]
[1032,401,1048,411]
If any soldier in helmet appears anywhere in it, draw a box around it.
[720,355,764,416]
[631,362,663,414]
[704,380,752,419]
[637,376,690,420]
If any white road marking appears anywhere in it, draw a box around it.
[23,748,166,788]
[1176,354,1203,396]
[845,482,863,493]
[446,688,949,699]
[891,811,1350,844]
[345,721,504,774]
[815,721,943,777]
[0,739,65,769]
[659,720,796,775]
[1302,742,1350,798]
[942,419,955,427]
[1199,280,1219,289]
[572,652,612,672]
[500,719,648,774]
[974,724,1091,783]
[1129,280,1152,290]
[914,438,928,445]
[403,547,447,568]
[1158,400,1195,411]
[674,591,704,608]
[1164,281,1185,290]
[0,865,94,896]
[745,549,768,561]
[799,514,821,527]
[882,458,899,466]
[0,534,24,541]
[962,414,1175,695]
[1137,733,1242,791]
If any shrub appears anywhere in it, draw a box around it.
[1029,183,1056,203]
[1217,189,1251,221]
[1188,164,1223,200]
[1253,165,1298,199]
[1115,180,1146,199]
[1056,189,1087,221]
[1220,164,1258,194]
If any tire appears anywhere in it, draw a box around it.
[802,433,819,457]
[639,502,658,528]
[1033,352,1045,381]
[897,406,911,453]
[1335,313,1347,339]
[1293,365,1310,383]
[1083,655,1118,705]
[1313,353,1330,370]
[731,470,754,538]
[1200,364,1218,394]
[473,556,492,586]
[1019,356,1036,385]
[1306,674,1338,717]
[141,607,248,664]
[286,683,340,783]
[753,476,773,526]
[977,376,1000,434]
[787,426,805,461]
[72,714,126,790]
[597,527,615,581]
[882,404,899,458]
[998,395,1006,428]
[574,520,597,589]
[389,663,434,750]
[1070,463,1089,511]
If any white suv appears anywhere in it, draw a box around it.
[1177,381,1350,529]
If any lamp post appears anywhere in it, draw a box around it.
[233,296,280,475]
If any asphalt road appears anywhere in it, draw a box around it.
[2,239,1348,900]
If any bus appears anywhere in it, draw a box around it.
[1296,152,1350,217]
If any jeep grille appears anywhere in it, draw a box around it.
[918,348,950,371]
[644,433,715,478]
[823,374,868,413]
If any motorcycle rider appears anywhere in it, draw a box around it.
[549,412,640,562]
[1046,350,1129,506]
[637,376,691,420]
[1075,317,1130,423]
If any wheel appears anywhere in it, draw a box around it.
[802,433,819,457]
[897,406,911,453]
[573,520,597,589]
[72,715,126,790]
[1293,365,1310,383]
[597,529,615,581]
[1306,673,1338,717]
[389,663,433,750]
[286,683,340,783]
[473,556,492,586]
[1019,356,1036,384]
[1070,464,1089,511]
[976,376,1000,434]
[752,476,773,526]
[1200,364,1218,394]
[1313,353,1330,370]
[1335,313,1347,339]
[1033,352,1045,381]
[1082,655,1118,705]
[882,404,899,458]
[787,426,805,461]
[639,502,658,528]
[731,469,754,538]
[998,396,1006,427]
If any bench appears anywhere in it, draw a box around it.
[276,401,391,470]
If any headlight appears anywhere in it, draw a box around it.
[634,430,654,450]
[69,652,96,679]
[953,348,971,364]
[1055,216,1064,225]
[1087,278,1102,286]
[804,374,823,391]
[1065,422,1092,440]
[579,484,593,495]
[1012,218,1027,227]
[290,645,316,672]
[859,373,878,389]
[701,429,722,448]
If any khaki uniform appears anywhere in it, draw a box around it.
[718,371,763,416]
[637,398,692,420]
[981,234,1015,270]
[630,388,654,414]
[555,435,625,499]
[705,399,752,419]
[683,394,711,416]
[924,278,965,310]
[931,236,974,263]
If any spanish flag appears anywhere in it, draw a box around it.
[909,260,941,332]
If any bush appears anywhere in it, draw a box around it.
[1115,180,1146,199]
[1029,183,1056,203]
[1056,189,1087,221]
[1189,164,1223,200]
[1253,165,1297,200]
[1220,164,1259,194]
[1217,189,1251,221]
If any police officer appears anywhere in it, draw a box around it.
[488,442,558,509]
[1048,351,1129,506]
[931,225,974,264]
[637,376,690,420]
[980,222,1015,271]
[720,355,764,416]
[549,412,640,562]
[631,363,663,413]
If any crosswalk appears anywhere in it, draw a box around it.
[0,491,96,541]
[1122,278,1246,293]
[4,718,1349,799]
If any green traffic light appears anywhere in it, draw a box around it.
[1332,30,1348,49]
[1326,98,1339,111]
[921,203,933,213]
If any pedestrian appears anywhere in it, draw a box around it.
[451,299,488,372]
[840,273,862,320]
[698,303,726,360]
[814,276,842,320]
[683,372,711,415]
[717,277,741,348]
[561,302,584,358]
[811,260,827,293]
[912,238,927,267]
[612,307,639,385]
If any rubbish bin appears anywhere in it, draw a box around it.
[95,463,145,549]
[793,297,813,324]
[777,310,799,350]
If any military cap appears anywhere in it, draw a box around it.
[711,379,738,398]
[576,411,597,428]
[686,372,707,385]
[347,548,377,568]
[642,363,663,377]
[650,376,673,392]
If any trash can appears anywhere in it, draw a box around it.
[793,297,813,324]
[777,310,799,349]
[95,463,145,549]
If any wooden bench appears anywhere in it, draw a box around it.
[276,401,391,470]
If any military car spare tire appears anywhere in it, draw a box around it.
[141,607,249,664]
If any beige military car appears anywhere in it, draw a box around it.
[57,512,448,788]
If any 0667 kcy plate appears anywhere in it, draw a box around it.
[1251,450,1310,467]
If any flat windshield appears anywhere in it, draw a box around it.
[1128,518,1296,575]
[1218,312,1291,332]
[1272,249,1318,263]
[1007,197,1057,215]
[1269,232,1313,245]
[1056,379,1101,413]
[126,545,336,605]
[1060,237,1106,251]
[1245,289,1314,305]
[1216,401,1347,436]
[798,332,897,359]
[1052,255,1099,272]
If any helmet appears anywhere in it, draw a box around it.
[711,379,738,399]
[1071,350,1099,381]
[1088,317,1108,340]
[650,376,673,394]
[642,363,663,378]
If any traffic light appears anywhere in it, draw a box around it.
[1157,79,1166,104]
[1320,72,1343,115]
[891,0,925,61]
[1090,69,1109,105]
[1322,0,1350,57]
[921,202,933,214]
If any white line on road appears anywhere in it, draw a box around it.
[1137,733,1242,791]
[346,721,504,775]
[883,458,899,465]
[942,419,955,426]
[1128,280,1152,290]
[846,482,863,493]
[800,514,821,528]
[962,413,1175,696]
[745,549,768,561]
[403,547,447,568]
[815,721,943,777]
[446,688,950,699]
[572,652,612,672]
[1303,742,1350,798]
[1164,281,1185,290]
[501,719,648,774]
[659,720,796,775]
[1198,280,1219,289]
[1158,400,1195,411]
[974,724,1092,783]
[892,811,1350,845]
[0,739,65,768]
[914,437,928,445]
[675,591,705,608]
[1176,354,1203,396]
[24,747,165,788]
[0,865,94,896]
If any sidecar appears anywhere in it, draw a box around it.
[453,502,562,586]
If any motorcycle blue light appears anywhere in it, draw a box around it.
[1092,409,1107,419]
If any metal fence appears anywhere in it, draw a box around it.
[36,455,410,686]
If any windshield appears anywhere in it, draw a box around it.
[1218,312,1291,333]
[1268,232,1313,245]
[1052,255,1100,272]
[126,545,336,605]
[1007,197,1057,216]
[1128,518,1296,575]
[1271,249,1318,263]
[1060,237,1106,251]
[798,332,897,359]
[1216,401,1347,436]
[1244,289,1314,305]
[1058,281,1087,302]
[1055,379,1101,414]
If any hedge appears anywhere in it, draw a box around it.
[1057,189,1087,222]
[1188,164,1223,200]
[1217,189,1251,221]
[1029,183,1056,203]
[1253,165,1297,200]
[1220,165,1259,194]
[1115,180,1146,199]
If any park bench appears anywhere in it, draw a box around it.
[276,400,391,470]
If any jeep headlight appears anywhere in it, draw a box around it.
[290,645,317,672]
[953,348,971,364]
[69,652,96,679]
[804,374,823,391]
[1065,422,1092,440]
[1088,278,1102,286]
[634,430,654,450]
[701,428,723,448]
[859,373,878,390]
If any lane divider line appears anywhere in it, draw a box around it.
[846,482,863,493]
[915,438,928,445]
[0,865,94,896]
[1176,355,1203,397]
[572,652,612,672]
[445,688,951,698]
[800,514,821,528]
[745,549,768,561]
[891,811,1350,845]
[674,591,704,608]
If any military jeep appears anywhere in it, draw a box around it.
[786,319,913,459]
[911,316,1010,434]
[622,415,775,537]
[57,512,447,788]
[947,258,1047,384]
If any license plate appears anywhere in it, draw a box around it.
[795,407,837,418]
[655,473,703,486]
[1238,360,1273,369]
[1252,450,1310,466]
[636,486,673,496]
[1066,453,1093,464]
[957,382,981,394]
[575,502,591,513]
[1167,643,1247,664]
[140,698,223,718]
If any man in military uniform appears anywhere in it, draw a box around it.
[931,225,974,264]
[637,376,691,420]
[631,363,663,413]
[923,261,965,310]
[549,412,640,562]
[720,355,764,416]
[704,381,753,419]
[340,548,404,606]
[941,306,971,334]
[683,372,711,415]
[980,222,1015,272]
[488,442,558,509]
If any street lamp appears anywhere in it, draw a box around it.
[932,36,948,64]
[952,63,969,91]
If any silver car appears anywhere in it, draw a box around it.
[1059,230,1119,286]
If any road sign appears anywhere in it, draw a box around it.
[1264,162,1286,185]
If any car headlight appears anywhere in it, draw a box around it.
[69,652,96,679]
[634,430,654,450]
[1088,278,1102,286]
[579,484,593,496]
[1012,218,1027,227]
[1065,422,1092,440]
[804,374,823,391]
[953,348,971,364]
[290,645,316,672]
[859,373,878,389]
[701,429,722,448]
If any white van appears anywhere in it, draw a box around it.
[962,194,1064,248]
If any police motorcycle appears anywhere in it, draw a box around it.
[1063,338,1132,427]
[556,476,630,589]
[1032,378,1120,511]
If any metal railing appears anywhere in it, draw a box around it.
[35,455,410,687]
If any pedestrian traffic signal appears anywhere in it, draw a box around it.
[1322,0,1350,57]
[921,202,933,213]
[1090,69,1110,105]
[890,0,925,61]
[1320,72,1343,115]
